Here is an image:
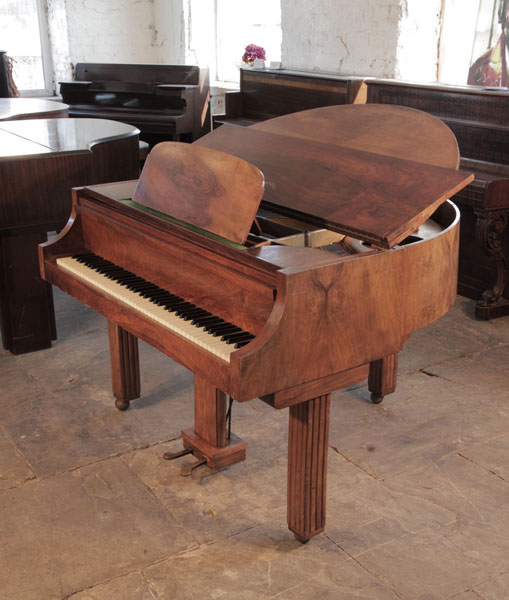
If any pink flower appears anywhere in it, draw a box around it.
[242,44,266,64]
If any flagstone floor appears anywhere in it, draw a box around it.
[1,289,508,599]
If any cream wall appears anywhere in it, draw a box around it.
[47,0,184,88]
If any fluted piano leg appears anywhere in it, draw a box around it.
[288,394,330,543]
[108,320,140,411]
[179,375,247,472]
[368,353,398,404]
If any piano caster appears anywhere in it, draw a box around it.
[368,354,398,405]
[115,398,131,411]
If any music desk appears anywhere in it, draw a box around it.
[0,118,140,355]
[0,98,69,121]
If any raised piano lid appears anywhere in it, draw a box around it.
[196,104,474,249]
[132,142,265,245]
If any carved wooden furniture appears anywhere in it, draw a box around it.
[0,97,69,120]
[60,63,210,145]
[366,79,509,319]
[40,105,472,543]
[214,67,366,128]
[0,118,139,355]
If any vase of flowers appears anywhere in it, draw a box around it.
[241,44,266,67]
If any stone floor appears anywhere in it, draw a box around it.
[1,289,509,600]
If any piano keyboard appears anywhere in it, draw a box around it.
[56,254,255,363]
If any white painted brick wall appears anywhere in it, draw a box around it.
[280,0,441,80]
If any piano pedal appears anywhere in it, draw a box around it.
[162,447,209,476]
[163,447,193,461]
[180,456,208,477]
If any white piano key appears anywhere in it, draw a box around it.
[56,256,241,362]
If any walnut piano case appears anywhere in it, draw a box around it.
[40,105,473,544]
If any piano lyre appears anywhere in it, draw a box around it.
[40,105,473,543]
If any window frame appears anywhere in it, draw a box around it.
[15,0,54,97]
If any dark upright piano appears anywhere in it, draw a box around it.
[366,79,509,319]
[0,118,140,355]
[40,105,472,544]
[214,67,366,128]
[60,63,210,145]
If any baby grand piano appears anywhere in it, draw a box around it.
[40,105,472,543]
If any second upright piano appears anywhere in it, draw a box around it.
[60,63,211,145]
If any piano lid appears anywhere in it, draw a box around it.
[196,105,474,249]
[132,142,265,245]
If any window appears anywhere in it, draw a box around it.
[0,0,53,95]
[187,0,282,85]
[215,0,281,83]
[439,0,507,86]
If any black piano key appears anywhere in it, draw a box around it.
[221,332,254,344]
[181,310,211,322]
[204,322,235,334]
[140,290,164,299]
[220,331,246,342]
[163,300,192,312]
[126,280,151,290]
[73,253,95,262]
[103,268,125,278]
[154,294,182,305]
[147,291,173,301]
[192,315,224,327]
[174,304,199,317]
[76,254,98,262]
[117,275,140,285]
[159,295,185,305]
[213,326,242,337]
[136,284,161,295]
[91,261,113,270]
[128,281,154,290]
[234,339,252,349]
[206,324,237,335]
[221,329,252,339]
[175,306,204,317]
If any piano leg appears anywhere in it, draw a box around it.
[288,394,330,543]
[368,353,398,404]
[108,321,141,410]
[177,376,247,472]
[0,230,54,355]
[474,210,509,320]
